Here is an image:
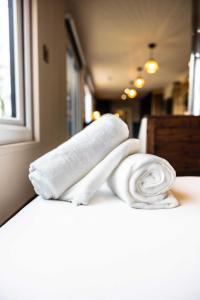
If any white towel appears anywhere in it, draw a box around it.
[108,153,179,209]
[29,114,130,200]
[61,139,140,205]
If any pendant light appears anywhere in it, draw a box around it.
[124,88,130,95]
[123,87,137,99]
[121,93,127,100]
[134,67,145,88]
[144,43,159,74]
[124,85,137,99]
[128,88,137,98]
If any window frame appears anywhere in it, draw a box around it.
[0,0,33,145]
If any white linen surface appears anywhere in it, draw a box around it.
[29,114,129,200]
[108,153,178,209]
[0,177,200,300]
[61,139,140,204]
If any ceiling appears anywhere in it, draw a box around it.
[66,0,192,99]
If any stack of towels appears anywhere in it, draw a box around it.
[29,114,179,209]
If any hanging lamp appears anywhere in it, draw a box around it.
[134,67,145,88]
[144,43,159,74]
[123,86,137,98]
[121,94,127,100]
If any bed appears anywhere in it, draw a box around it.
[0,177,200,300]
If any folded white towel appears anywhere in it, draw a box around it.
[61,139,140,205]
[108,153,179,209]
[29,114,129,200]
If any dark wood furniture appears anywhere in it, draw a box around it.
[146,116,200,176]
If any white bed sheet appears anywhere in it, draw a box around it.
[0,177,200,300]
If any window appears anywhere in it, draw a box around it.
[65,16,85,137]
[0,0,32,145]
[66,47,82,136]
[0,0,14,119]
[84,84,93,124]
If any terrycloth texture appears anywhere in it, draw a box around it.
[108,153,179,209]
[61,139,140,205]
[29,114,129,200]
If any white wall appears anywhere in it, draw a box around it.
[0,0,67,225]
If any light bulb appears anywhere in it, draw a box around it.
[124,88,130,94]
[144,59,159,74]
[121,94,127,100]
[92,111,101,120]
[114,113,120,118]
[134,77,145,88]
[128,89,137,98]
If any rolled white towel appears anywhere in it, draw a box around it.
[61,139,140,205]
[108,153,179,209]
[29,114,129,200]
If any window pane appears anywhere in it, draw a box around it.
[0,0,15,119]
[84,84,93,124]
[66,48,82,136]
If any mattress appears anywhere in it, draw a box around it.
[0,177,200,300]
